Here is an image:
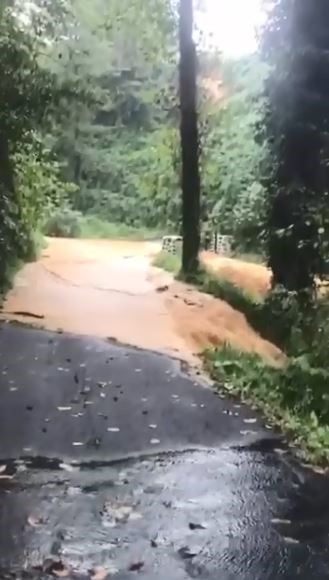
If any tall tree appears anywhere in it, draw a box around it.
[262,0,329,293]
[179,0,201,274]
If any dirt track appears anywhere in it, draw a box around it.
[1,238,282,364]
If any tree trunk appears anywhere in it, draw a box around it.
[179,0,201,275]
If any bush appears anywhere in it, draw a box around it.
[44,208,82,238]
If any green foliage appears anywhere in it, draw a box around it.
[45,0,179,231]
[206,345,329,463]
[44,207,82,238]
[0,2,61,292]
[262,0,329,292]
[77,216,163,240]
[153,251,180,274]
[201,55,269,252]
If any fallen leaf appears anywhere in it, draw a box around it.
[240,430,257,436]
[189,522,207,530]
[28,515,43,528]
[129,511,143,521]
[156,285,169,293]
[45,561,71,577]
[271,518,291,525]
[129,561,144,572]
[90,566,109,580]
[59,463,79,473]
[178,546,198,559]
[283,536,300,545]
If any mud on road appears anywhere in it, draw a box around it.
[1,238,282,365]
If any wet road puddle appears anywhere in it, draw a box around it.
[1,449,329,580]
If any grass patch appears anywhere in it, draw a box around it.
[152,251,180,274]
[45,210,164,241]
[205,345,329,464]
[79,215,164,241]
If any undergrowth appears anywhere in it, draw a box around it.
[152,251,181,274]
[45,210,164,241]
[205,346,329,463]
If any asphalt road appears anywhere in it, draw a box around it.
[0,323,329,580]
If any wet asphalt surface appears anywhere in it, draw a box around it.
[0,324,329,579]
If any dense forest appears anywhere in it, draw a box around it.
[0,0,266,274]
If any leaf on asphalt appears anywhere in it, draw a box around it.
[243,418,257,424]
[129,561,144,572]
[129,511,143,521]
[28,515,43,528]
[178,546,198,559]
[90,566,112,580]
[274,448,288,455]
[189,522,207,530]
[271,518,291,525]
[150,439,160,445]
[148,424,157,429]
[57,406,72,412]
[59,463,79,473]
[283,536,300,545]
[107,427,120,433]
[47,562,71,578]
[240,430,257,436]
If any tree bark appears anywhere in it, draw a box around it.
[179,0,201,275]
